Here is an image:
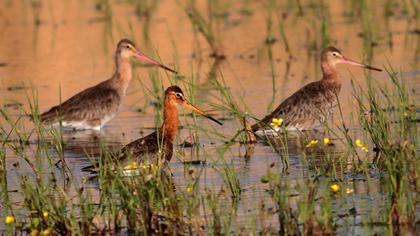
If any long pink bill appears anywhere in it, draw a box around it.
[342,57,382,72]
[135,52,177,74]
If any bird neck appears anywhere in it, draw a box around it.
[320,62,342,94]
[112,57,132,93]
[321,62,341,85]
[160,99,179,143]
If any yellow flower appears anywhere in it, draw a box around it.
[305,140,318,148]
[270,118,283,128]
[42,211,49,218]
[186,187,193,193]
[355,139,368,152]
[5,215,14,224]
[323,137,330,145]
[330,184,340,194]
[151,164,158,174]
[30,229,39,236]
[346,188,354,194]
[42,228,52,236]
[124,162,138,170]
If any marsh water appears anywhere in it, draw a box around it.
[0,0,419,234]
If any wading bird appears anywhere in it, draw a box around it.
[119,86,222,162]
[252,47,382,136]
[40,39,176,130]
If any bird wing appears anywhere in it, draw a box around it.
[40,82,121,125]
[252,81,337,131]
[81,132,161,172]
[118,131,164,160]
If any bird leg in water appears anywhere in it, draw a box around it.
[242,116,257,143]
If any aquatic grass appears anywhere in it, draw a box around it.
[216,161,241,200]
[264,167,299,235]
[0,110,42,181]
[278,11,291,54]
[109,162,183,234]
[2,0,420,234]
[202,187,238,235]
[27,88,72,178]
[95,0,114,54]
[182,1,223,58]
[260,0,279,112]
[263,161,338,235]
[129,0,160,43]
[285,0,304,16]
[238,0,253,16]
[180,64,252,144]
[0,137,11,227]
[351,66,418,233]
[359,0,375,62]
[296,177,335,235]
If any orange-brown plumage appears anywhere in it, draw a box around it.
[119,86,222,161]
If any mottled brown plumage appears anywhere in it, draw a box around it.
[40,39,176,130]
[119,86,222,161]
[252,47,382,135]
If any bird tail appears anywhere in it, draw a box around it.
[251,121,263,132]
[40,107,60,124]
[81,151,123,173]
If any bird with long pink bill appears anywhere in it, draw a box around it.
[252,46,382,136]
[40,39,176,130]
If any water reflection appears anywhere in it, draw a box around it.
[0,0,418,234]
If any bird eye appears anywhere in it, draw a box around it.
[175,93,183,99]
[332,52,338,57]
[125,45,130,49]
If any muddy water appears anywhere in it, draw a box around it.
[0,0,419,234]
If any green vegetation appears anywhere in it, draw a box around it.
[0,0,418,235]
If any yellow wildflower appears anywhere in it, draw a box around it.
[323,137,330,145]
[270,118,283,128]
[151,164,158,174]
[346,188,354,194]
[124,162,138,170]
[305,140,318,148]
[330,184,340,194]
[186,187,193,193]
[30,229,39,236]
[355,139,368,152]
[42,211,49,218]
[5,215,14,224]
[42,228,52,236]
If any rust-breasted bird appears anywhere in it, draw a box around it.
[40,39,176,130]
[252,47,382,136]
[119,86,222,162]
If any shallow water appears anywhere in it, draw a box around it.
[0,0,419,234]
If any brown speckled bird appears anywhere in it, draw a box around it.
[252,47,382,136]
[119,86,222,161]
[40,39,176,130]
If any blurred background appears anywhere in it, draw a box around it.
[0,0,418,234]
